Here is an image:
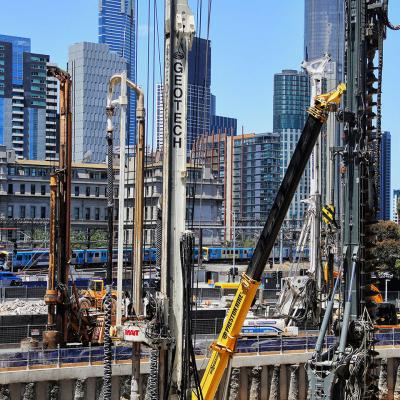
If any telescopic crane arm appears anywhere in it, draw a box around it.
[192,83,346,400]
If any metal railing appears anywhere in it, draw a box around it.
[1,328,399,371]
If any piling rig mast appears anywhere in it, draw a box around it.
[307,1,391,398]
[43,66,74,347]
[160,0,195,398]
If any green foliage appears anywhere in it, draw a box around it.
[367,221,400,275]
[70,229,108,249]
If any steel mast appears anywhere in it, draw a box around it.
[307,1,388,398]
[161,0,195,397]
[302,55,330,285]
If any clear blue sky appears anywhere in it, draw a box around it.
[0,1,399,189]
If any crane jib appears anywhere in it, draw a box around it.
[246,115,323,281]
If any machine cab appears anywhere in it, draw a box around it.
[88,280,104,293]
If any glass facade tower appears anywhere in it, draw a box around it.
[304,0,344,80]
[379,131,391,220]
[99,0,136,144]
[0,34,58,160]
[273,69,310,228]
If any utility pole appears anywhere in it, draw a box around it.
[161,0,195,397]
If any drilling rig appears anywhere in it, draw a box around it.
[307,1,398,398]
[43,66,75,348]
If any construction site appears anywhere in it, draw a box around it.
[1,0,400,399]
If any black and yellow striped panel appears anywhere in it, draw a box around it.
[322,204,335,226]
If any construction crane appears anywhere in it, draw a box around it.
[192,83,346,400]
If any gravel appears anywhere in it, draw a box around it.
[0,299,46,315]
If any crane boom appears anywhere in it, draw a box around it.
[193,83,346,400]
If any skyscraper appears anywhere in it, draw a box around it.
[210,115,237,136]
[155,83,164,151]
[273,69,310,228]
[187,37,212,151]
[68,42,127,163]
[99,0,135,144]
[379,131,391,220]
[304,0,344,79]
[393,190,400,224]
[0,34,58,160]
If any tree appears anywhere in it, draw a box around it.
[367,221,400,275]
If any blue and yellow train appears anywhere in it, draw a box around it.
[10,245,308,269]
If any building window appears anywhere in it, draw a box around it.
[74,207,80,220]
[41,185,46,195]
[95,187,100,197]
[75,186,79,196]
[85,208,91,220]
[7,184,13,194]
[95,208,100,221]
[20,206,26,218]
[40,206,46,219]
[31,184,35,195]
[30,206,36,218]
[20,184,25,194]
[86,187,90,197]
[7,205,13,218]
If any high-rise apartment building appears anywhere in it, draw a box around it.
[155,83,164,150]
[68,42,127,163]
[190,132,281,242]
[393,190,400,224]
[304,0,344,80]
[99,0,136,145]
[273,69,310,228]
[0,34,58,160]
[379,131,391,220]
[231,133,281,225]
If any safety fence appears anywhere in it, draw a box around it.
[0,324,47,345]
[0,285,282,302]
[1,328,400,371]
[3,285,400,305]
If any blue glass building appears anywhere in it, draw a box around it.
[379,131,391,220]
[273,70,310,132]
[0,35,57,160]
[273,69,310,228]
[210,115,237,136]
[99,0,136,145]
[187,37,212,151]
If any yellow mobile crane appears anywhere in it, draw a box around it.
[192,83,346,400]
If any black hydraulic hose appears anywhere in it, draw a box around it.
[246,115,323,281]
[103,109,114,400]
